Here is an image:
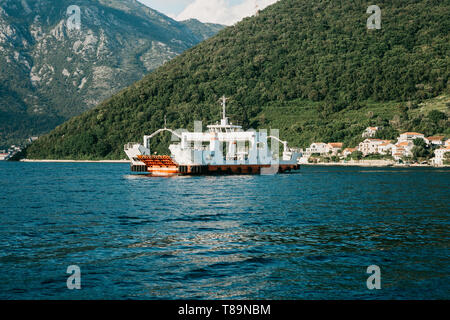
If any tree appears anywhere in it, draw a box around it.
[401,155,413,164]
[375,127,398,140]
[329,155,339,162]
[351,151,363,160]
[412,138,431,161]
[444,152,450,165]
[428,110,447,123]
[413,137,427,148]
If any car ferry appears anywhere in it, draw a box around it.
[124,97,301,176]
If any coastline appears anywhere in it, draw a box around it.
[16,159,449,168]
[302,160,449,168]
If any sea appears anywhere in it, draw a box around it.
[0,162,448,299]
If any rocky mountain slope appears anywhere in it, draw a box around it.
[24,0,449,160]
[0,0,223,147]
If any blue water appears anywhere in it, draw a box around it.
[0,162,448,299]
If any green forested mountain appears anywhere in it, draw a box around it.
[25,0,449,160]
[0,0,223,147]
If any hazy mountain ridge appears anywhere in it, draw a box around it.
[180,19,225,41]
[0,0,224,147]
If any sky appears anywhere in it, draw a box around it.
[137,0,279,25]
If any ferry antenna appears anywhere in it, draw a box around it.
[219,95,229,119]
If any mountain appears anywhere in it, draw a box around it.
[0,0,224,147]
[25,0,449,160]
[179,19,225,41]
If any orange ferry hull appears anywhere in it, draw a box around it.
[133,155,299,176]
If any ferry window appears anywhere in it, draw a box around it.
[237,140,245,153]
[245,141,251,153]
[222,141,228,157]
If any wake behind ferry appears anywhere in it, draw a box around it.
[124,97,301,176]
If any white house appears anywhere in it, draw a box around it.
[358,139,389,156]
[362,127,379,138]
[343,148,357,157]
[377,141,394,155]
[426,136,444,146]
[432,146,450,166]
[304,143,329,156]
[398,132,425,143]
[327,143,343,155]
[9,145,21,152]
[392,141,414,160]
[0,153,10,161]
[28,136,39,143]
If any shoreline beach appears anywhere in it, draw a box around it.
[302,161,449,168]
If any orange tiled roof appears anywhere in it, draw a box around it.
[396,142,410,147]
[401,132,424,136]
[427,136,444,141]
[328,143,343,148]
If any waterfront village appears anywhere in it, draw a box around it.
[298,127,450,167]
[0,137,38,161]
[1,129,450,167]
